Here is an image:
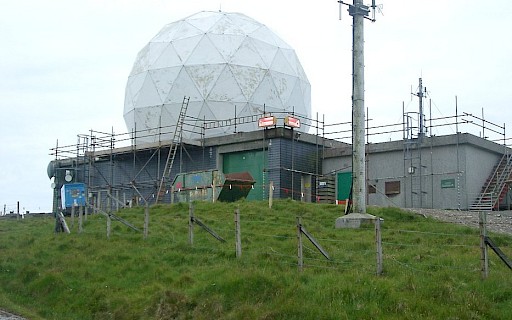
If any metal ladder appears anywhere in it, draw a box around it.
[403,111,424,208]
[156,96,190,203]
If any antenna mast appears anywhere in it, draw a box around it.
[412,77,427,140]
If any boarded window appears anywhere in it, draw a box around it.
[385,181,400,195]
[368,184,376,194]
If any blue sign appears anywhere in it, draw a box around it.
[61,183,86,208]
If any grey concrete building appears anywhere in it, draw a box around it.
[323,133,512,210]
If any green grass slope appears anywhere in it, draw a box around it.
[1,200,511,319]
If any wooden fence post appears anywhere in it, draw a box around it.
[71,204,76,229]
[235,207,242,258]
[106,192,111,213]
[97,190,101,213]
[115,190,120,212]
[56,212,71,233]
[375,218,383,275]
[78,205,83,234]
[269,181,274,209]
[144,203,149,240]
[189,202,194,246]
[297,216,303,272]
[106,213,111,239]
[480,211,489,279]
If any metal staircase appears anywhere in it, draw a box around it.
[470,153,512,211]
[156,96,190,203]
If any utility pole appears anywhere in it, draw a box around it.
[336,0,379,228]
[351,0,368,214]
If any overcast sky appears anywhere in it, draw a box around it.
[1,0,511,213]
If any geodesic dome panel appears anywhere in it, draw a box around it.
[124,11,311,142]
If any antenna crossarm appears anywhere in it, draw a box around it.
[350,3,370,17]
[338,0,376,21]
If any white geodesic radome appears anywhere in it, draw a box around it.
[123,11,311,142]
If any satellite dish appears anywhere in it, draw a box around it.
[65,170,73,182]
[47,161,58,179]
[51,182,56,189]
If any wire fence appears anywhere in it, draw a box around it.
[53,203,512,279]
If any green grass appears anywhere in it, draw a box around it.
[1,200,512,319]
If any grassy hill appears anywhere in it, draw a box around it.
[1,200,511,319]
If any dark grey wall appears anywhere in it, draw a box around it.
[82,144,217,208]
[71,127,323,208]
[267,136,319,200]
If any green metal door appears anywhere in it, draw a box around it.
[223,150,264,200]
[337,171,352,201]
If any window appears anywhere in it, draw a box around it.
[385,181,400,195]
[368,184,376,194]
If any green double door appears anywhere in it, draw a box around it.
[223,150,264,200]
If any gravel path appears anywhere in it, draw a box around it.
[0,310,25,320]
[407,208,512,235]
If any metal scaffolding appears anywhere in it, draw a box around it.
[49,100,508,212]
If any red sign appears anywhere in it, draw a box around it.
[258,116,276,128]
[285,116,300,128]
